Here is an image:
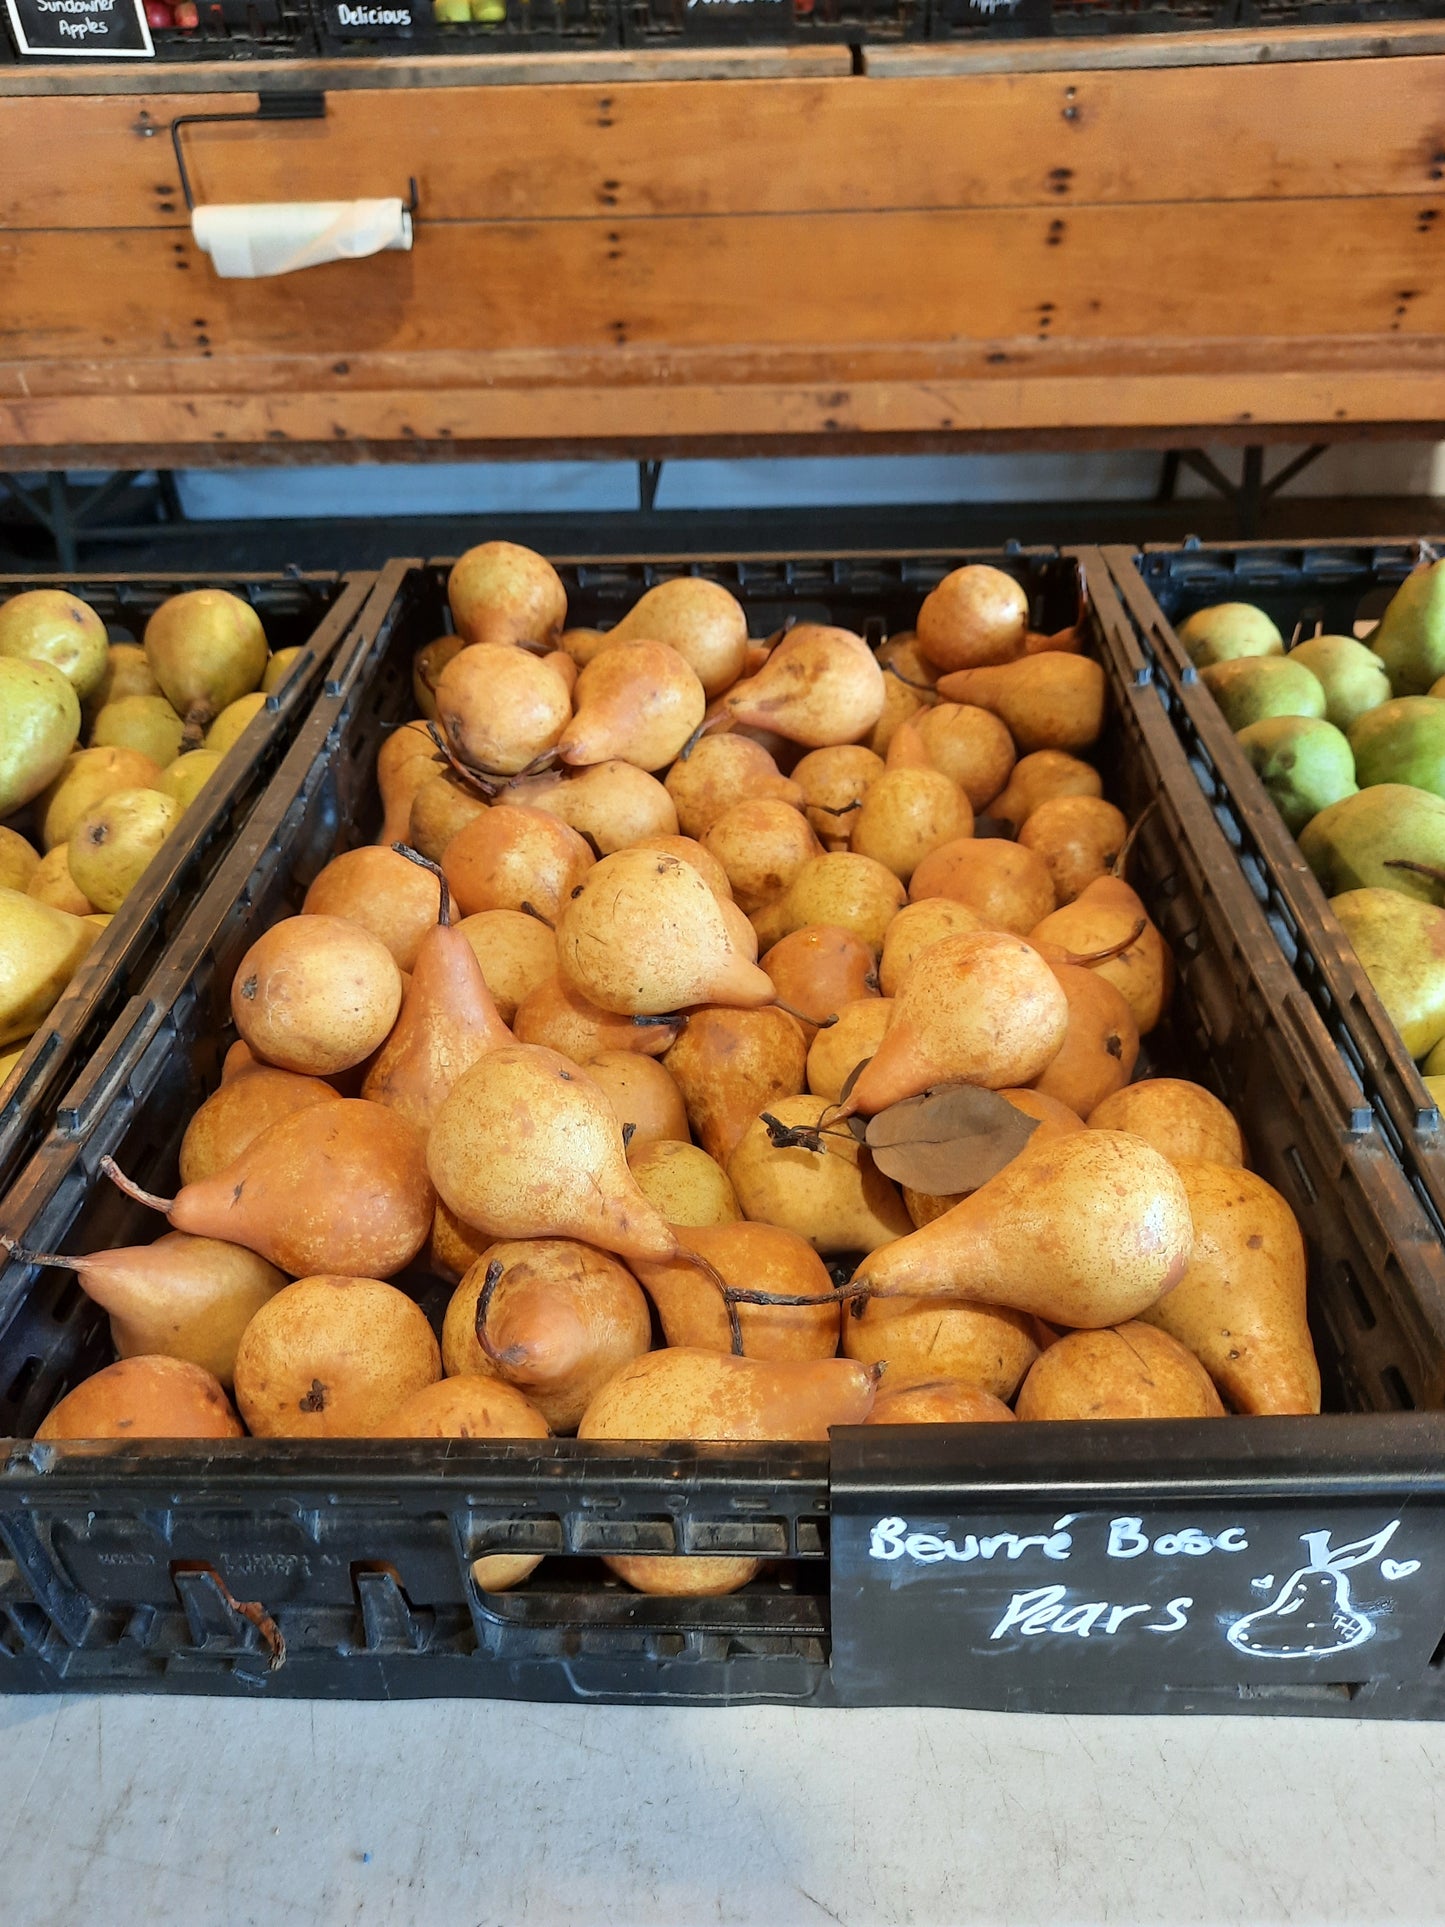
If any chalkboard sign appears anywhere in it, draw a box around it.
[933,0,1050,33]
[4,0,153,54]
[323,0,416,33]
[829,1424,1445,1708]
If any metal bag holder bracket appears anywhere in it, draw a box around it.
[170,93,419,221]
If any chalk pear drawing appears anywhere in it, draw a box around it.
[1227,1520,1404,1661]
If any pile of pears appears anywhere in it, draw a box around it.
[23,543,1322,1601]
[1180,555,1445,1090]
[0,586,301,1087]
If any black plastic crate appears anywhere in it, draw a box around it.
[314,0,617,55]
[620,0,917,45]
[3,548,1445,1712]
[0,569,372,1202]
[1102,540,1445,1249]
[928,0,1235,40]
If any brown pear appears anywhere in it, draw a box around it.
[637,1220,839,1360]
[867,1378,1017,1425]
[868,669,928,757]
[429,1199,491,1281]
[701,799,823,915]
[447,541,566,650]
[807,998,894,1103]
[850,766,973,884]
[441,804,594,922]
[411,634,465,721]
[791,745,886,849]
[1088,1079,1244,1167]
[428,1043,680,1266]
[0,825,39,893]
[900,1087,1085,1229]
[17,1231,284,1388]
[760,924,879,1044]
[878,898,989,996]
[558,642,705,771]
[545,649,578,697]
[515,972,680,1063]
[37,1355,242,1441]
[849,1129,1193,1328]
[556,850,774,1015]
[560,627,610,668]
[909,837,1055,936]
[664,1005,808,1166]
[234,1275,441,1438]
[916,565,1029,673]
[179,1065,339,1185]
[891,703,1016,813]
[520,761,678,853]
[408,772,488,863]
[664,732,803,838]
[628,1138,741,1227]
[232,915,402,1075]
[361,911,512,1134]
[1019,795,1129,905]
[27,844,93,915]
[157,1099,434,1278]
[630,835,733,902]
[377,722,444,847]
[583,1050,690,1149]
[1139,1158,1319,1415]
[877,633,940,693]
[937,655,1106,754]
[443,1239,652,1432]
[989,750,1103,832]
[436,643,572,780]
[843,1296,1038,1400]
[722,625,886,747]
[1031,964,1139,1119]
[1016,1323,1226,1422]
[842,930,1068,1116]
[1032,877,1171,1034]
[751,852,906,955]
[606,576,749,698]
[578,1348,875,1594]
[302,844,443,972]
[728,1094,913,1255]
[455,908,557,1022]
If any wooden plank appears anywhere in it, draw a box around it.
[4,200,1442,363]
[866,20,1445,74]
[6,59,1445,231]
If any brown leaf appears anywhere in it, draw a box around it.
[864,1085,1038,1197]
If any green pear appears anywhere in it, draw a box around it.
[1330,887,1445,1058]
[1201,656,1326,731]
[262,647,303,695]
[1369,559,1445,697]
[0,887,100,1047]
[204,691,267,756]
[1235,717,1356,835]
[1425,1036,1445,1077]
[143,589,267,740]
[1289,635,1391,733]
[0,826,39,894]
[1177,603,1283,669]
[0,589,108,701]
[0,657,80,818]
[160,750,223,812]
[84,642,162,721]
[38,744,163,851]
[90,693,185,768]
[68,787,181,913]
[1349,697,1445,800]
[1299,785,1445,904]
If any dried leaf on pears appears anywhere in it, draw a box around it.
[863,1085,1038,1194]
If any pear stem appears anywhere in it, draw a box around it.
[631,1012,683,1028]
[774,1002,838,1030]
[0,1235,81,1272]
[881,665,936,695]
[519,902,555,930]
[100,1155,174,1214]
[392,843,451,926]
[1111,803,1156,882]
[1385,860,1445,890]
[472,1258,525,1369]
[675,710,731,764]
[810,798,864,818]
[1057,917,1147,969]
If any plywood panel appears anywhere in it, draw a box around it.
[5,58,1445,231]
[4,199,1442,365]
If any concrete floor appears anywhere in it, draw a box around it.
[2,1695,1443,1925]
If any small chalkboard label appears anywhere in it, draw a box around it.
[938,0,1049,31]
[4,0,153,55]
[324,0,416,31]
[830,1429,1445,1708]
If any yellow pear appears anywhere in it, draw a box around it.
[727,1094,913,1254]
[0,889,99,1046]
[936,656,1106,754]
[664,732,803,838]
[558,642,705,771]
[606,576,749,698]
[751,852,905,954]
[792,745,886,849]
[722,625,886,747]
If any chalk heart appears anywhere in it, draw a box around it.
[1381,1558,1421,1581]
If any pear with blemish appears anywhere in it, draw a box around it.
[435,643,572,780]
[558,642,705,772]
[664,1005,808,1167]
[751,852,906,954]
[727,1094,912,1255]
[792,745,886,849]
[843,1297,1038,1402]
[441,804,593,922]
[234,1275,441,1438]
[1030,963,1139,1119]
[447,541,567,651]
[231,914,402,1075]
[722,625,886,747]
[702,799,823,915]
[937,655,1105,754]
[605,577,749,699]
[1140,1158,1319,1415]
[556,849,774,1016]
[664,732,803,838]
[0,587,108,699]
[910,836,1054,936]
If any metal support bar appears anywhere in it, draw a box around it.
[638,459,664,513]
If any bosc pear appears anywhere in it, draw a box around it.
[664,732,803,838]
[1031,875,1172,1034]
[558,642,705,771]
[840,929,1069,1116]
[1139,1158,1319,1415]
[447,541,567,651]
[663,1004,809,1166]
[722,625,886,747]
[727,1094,913,1255]
[936,656,1105,753]
[427,1043,681,1266]
[1016,1323,1225,1421]
[606,576,749,698]
[637,1220,840,1360]
[1030,963,1139,1119]
[848,1129,1193,1328]
[178,1063,339,1185]
[555,849,774,1015]
[434,643,571,780]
